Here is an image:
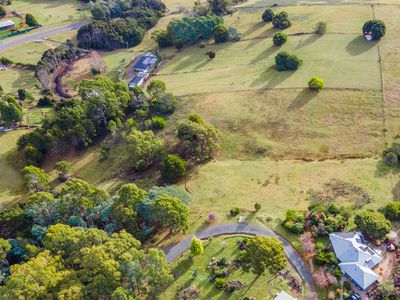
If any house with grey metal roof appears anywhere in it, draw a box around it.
[0,20,15,30]
[329,232,382,291]
[132,52,158,73]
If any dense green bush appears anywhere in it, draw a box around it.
[272,12,291,29]
[354,211,391,240]
[308,76,324,90]
[25,14,39,27]
[262,8,274,22]
[379,202,400,220]
[213,24,229,43]
[275,51,302,71]
[382,142,400,167]
[273,32,287,46]
[207,51,216,59]
[230,207,240,216]
[160,154,186,183]
[78,18,145,50]
[363,19,386,40]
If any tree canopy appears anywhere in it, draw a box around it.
[354,211,391,240]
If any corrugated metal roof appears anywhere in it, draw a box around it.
[0,20,15,29]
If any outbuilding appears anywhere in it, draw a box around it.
[0,20,15,31]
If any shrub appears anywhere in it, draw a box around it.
[315,21,327,35]
[213,24,229,43]
[215,277,225,289]
[207,51,216,59]
[308,76,324,90]
[37,96,53,107]
[230,207,240,216]
[199,42,207,48]
[177,284,201,300]
[90,66,100,75]
[273,32,287,46]
[160,154,186,183]
[25,14,39,27]
[227,26,242,42]
[151,116,166,130]
[255,202,261,211]
[363,19,386,40]
[272,12,291,29]
[354,211,391,240]
[262,9,274,22]
[0,56,12,65]
[275,51,302,71]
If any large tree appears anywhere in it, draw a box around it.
[111,184,147,234]
[21,166,49,192]
[354,211,391,240]
[243,236,287,275]
[0,96,23,126]
[177,114,220,161]
[124,128,164,170]
[150,194,189,234]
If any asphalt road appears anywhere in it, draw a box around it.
[164,223,317,299]
[0,22,86,52]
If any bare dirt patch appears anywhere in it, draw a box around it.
[58,51,106,97]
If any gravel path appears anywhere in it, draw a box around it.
[0,22,86,52]
[164,223,317,299]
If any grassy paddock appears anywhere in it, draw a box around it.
[180,158,397,233]
[8,0,89,26]
[163,89,384,160]
[0,130,28,207]
[162,236,300,300]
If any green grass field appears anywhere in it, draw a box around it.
[0,130,28,208]
[178,158,398,233]
[8,0,89,26]
[162,236,301,300]
[0,67,38,96]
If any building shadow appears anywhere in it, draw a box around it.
[345,35,376,56]
[287,88,318,111]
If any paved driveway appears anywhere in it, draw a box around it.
[164,223,317,299]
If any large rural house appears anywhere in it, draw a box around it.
[329,232,382,291]
[129,52,158,89]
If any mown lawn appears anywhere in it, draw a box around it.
[0,68,38,96]
[162,236,301,300]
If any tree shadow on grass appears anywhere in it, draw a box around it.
[242,21,266,37]
[345,35,376,56]
[250,45,279,65]
[296,34,321,49]
[266,69,295,89]
[194,58,211,70]
[287,88,318,111]
[250,65,275,87]
[374,159,400,177]
[171,256,194,278]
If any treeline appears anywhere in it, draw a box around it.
[35,41,86,88]
[91,0,166,20]
[152,15,224,48]
[0,176,189,298]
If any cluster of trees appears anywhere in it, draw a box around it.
[282,202,349,237]
[77,18,146,50]
[192,0,243,17]
[152,16,224,48]
[35,41,85,88]
[0,95,23,127]
[90,0,166,20]
[275,51,302,71]
[363,19,386,40]
[262,9,291,29]
[18,76,131,165]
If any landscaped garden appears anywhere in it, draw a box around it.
[162,236,301,299]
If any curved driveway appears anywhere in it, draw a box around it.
[164,223,317,299]
[0,22,86,52]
